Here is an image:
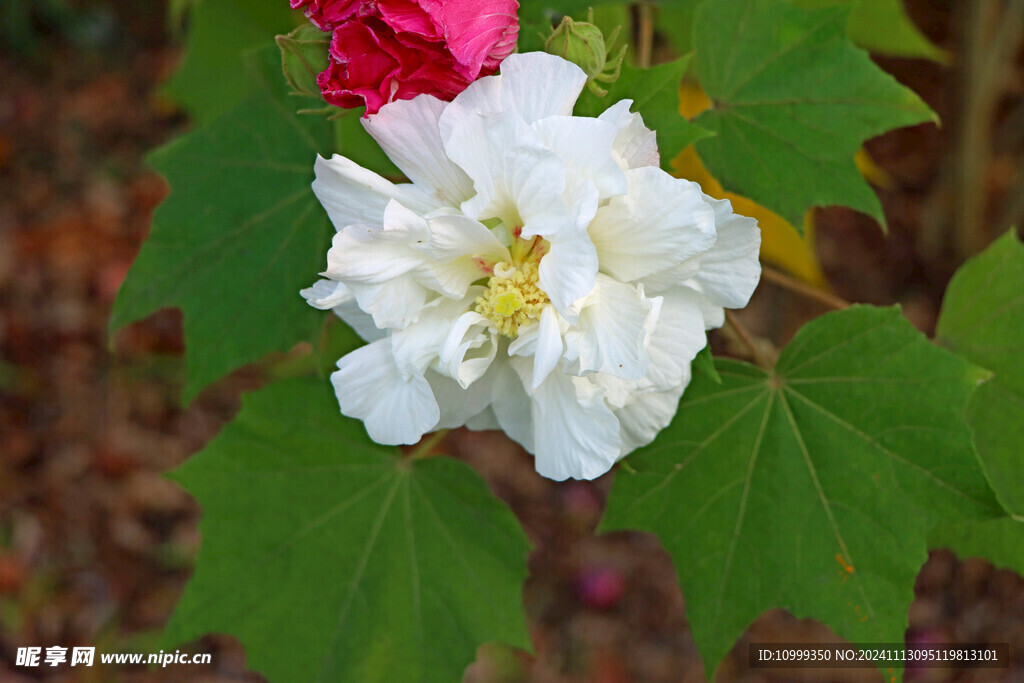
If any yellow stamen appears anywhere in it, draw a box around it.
[475,256,550,338]
[493,291,524,316]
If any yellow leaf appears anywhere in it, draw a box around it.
[675,82,827,287]
[855,148,895,190]
[672,144,828,287]
[678,81,712,119]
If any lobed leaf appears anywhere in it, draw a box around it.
[517,0,621,21]
[163,377,532,682]
[111,48,333,403]
[602,306,1000,676]
[936,230,1024,523]
[930,517,1024,577]
[334,110,401,177]
[575,56,712,172]
[692,0,935,229]
[657,3,698,58]
[164,0,300,123]
[794,0,949,63]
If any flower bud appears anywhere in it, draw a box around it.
[544,16,608,81]
[276,25,330,99]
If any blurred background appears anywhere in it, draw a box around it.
[1,0,1023,681]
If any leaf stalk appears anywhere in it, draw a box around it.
[408,429,450,460]
[761,265,850,310]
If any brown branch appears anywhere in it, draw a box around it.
[953,0,1010,256]
[761,265,850,310]
[724,311,777,370]
[637,2,654,69]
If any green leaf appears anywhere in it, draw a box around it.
[517,0,621,20]
[316,318,366,376]
[575,56,712,172]
[264,317,365,382]
[937,230,1024,517]
[692,0,936,230]
[656,0,947,64]
[930,517,1024,577]
[111,48,332,403]
[602,306,1000,676]
[692,345,721,385]
[793,0,949,63]
[163,377,532,682]
[966,380,1024,516]
[334,110,401,177]
[656,3,698,58]
[168,0,199,33]
[165,0,300,123]
[516,0,626,52]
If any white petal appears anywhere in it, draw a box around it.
[333,299,386,343]
[690,196,762,309]
[532,116,626,199]
[598,99,660,170]
[639,256,702,293]
[331,339,439,445]
[391,294,472,378]
[588,167,716,282]
[497,52,588,124]
[344,277,428,330]
[439,310,498,389]
[564,275,661,380]
[538,229,598,321]
[363,95,474,207]
[616,384,686,456]
[437,73,504,144]
[323,201,429,284]
[644,287,707,389]
[564,176,600,234]
[445,113,569,235]
[465,407,500,431]
[521,175,598,241]
[411,214,509,298]
[589,372,640,411]
[416,260,484,300]
[322,201,436,329]
[701,295,726,330]
[528,368,621,481]
[312,155,438,231]
[418,213,509,262]
[531,306,564,389]
[300,279,351,310]
[507,316,538,357]
[301,279,385,343]
[426,368,495,429]
[490,358,534,453]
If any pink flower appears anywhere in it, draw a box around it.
[290,0,361,32]
[317,17,471,113]
[296,0,520,115]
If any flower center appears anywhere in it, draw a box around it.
[475,235,550,338]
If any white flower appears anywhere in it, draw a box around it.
[302,52,761,481]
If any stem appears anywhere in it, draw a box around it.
[991,0,1024,235]
[637,1,654,69]
[724,311,776,370]
[408,429,449,460]
[761,265,850,310]
[953,0,1003,257]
